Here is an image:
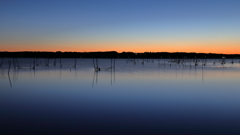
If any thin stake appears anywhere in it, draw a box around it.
[12,58,16,69]
[16,58,20,68]
[93,58,96,68]
[111,58,112,68]
[60,58,62,68]
[114,58,115,69]
[30,58,32,68]
[92,71,96,88]
[0,58,3,67]
[111,57,113,85]
[33,60,35,69]
[54,58,56,66]
[8,60,11,75]
[74,58,77,68]
[114,58,115,82]
[96,58,98,67]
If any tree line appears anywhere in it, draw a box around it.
[0,51,239,59]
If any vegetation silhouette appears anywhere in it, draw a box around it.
[1,51,240,59]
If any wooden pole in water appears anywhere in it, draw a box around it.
[60,59,62,68]
[12,58,16,69]
[114,58,115,69]
[111,58,112,85]
[54,58,56,66]
[96,58,98,67]
[8,60,11,75]
[111,58,112,68]
[33,60,35,69]
[30,58,32,68]
[36,58,38,66]
[16,58,20,68]
[74,58,77,68]
[96,58,100,71]
[0,58,3,67]
[114,58,115,82]
[46,58,49,66]
[93,58,96,68]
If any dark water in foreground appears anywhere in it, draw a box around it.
[1,58,240,134]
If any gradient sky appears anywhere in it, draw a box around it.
[0,0,240,54]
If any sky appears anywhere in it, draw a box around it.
[0,0,240,54]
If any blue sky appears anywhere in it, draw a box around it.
[0,0,240,53]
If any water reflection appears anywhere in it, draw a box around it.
[1,58,240,134]
[1,58,240,88]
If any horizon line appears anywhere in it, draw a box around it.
[1,51,240,55]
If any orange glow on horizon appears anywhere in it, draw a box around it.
[1,41,240,54]
[1,47,239,54]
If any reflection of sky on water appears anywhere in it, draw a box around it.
[1,59,240,134]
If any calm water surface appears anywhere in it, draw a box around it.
[1,58,240,134]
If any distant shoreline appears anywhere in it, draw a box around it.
[0,51,239,59]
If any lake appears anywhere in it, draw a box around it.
[1,58,240,134]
